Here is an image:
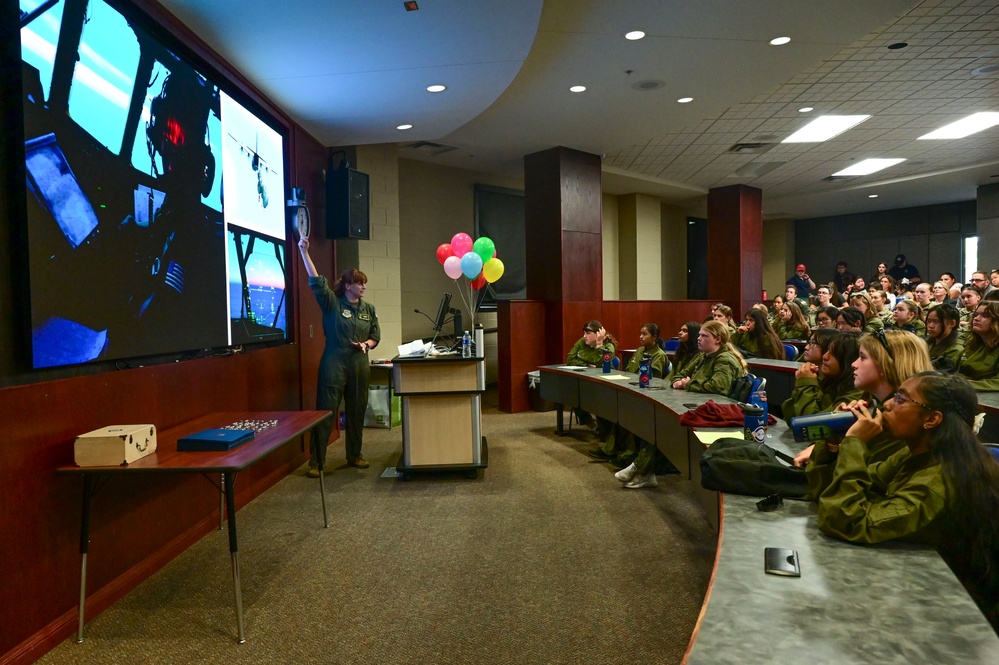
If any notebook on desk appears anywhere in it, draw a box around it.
[178,428,255,452]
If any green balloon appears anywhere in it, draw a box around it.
[473,237,495,263]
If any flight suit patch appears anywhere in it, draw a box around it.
[358,312,371,321]
[342,310,353,318]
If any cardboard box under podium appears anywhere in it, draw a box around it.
[74,425,157,467]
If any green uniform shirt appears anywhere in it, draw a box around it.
[309,275,380,386]
[774,319,808,340]
[624,345,668,378]
[862,317,884,333]
[928,339,963,368]
[566,338,615,367]
[780,376,863,421]
[888,318,926,337]
[957,342,999,391]
[807,436,948,545]
[683,348,745,396]
[665,350,703,384]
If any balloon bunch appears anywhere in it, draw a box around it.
[436,232,505,330]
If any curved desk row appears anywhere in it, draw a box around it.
[538,366,999,664]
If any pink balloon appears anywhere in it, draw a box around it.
[443,255,463,279]
[436,243,453,265]
[451,232,473,258]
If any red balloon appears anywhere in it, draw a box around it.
[470,273,487,290]
[436,243,453,265]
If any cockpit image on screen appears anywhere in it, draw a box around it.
[19,0,290,369]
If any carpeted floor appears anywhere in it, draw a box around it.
[38,398,716,665]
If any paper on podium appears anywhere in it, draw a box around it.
[398,340,431,357]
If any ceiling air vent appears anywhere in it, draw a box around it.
[402,141,458,156]
[728,142,777,154]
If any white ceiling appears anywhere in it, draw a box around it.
[158,0,999,220]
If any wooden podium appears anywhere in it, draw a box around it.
[392,355,488,479]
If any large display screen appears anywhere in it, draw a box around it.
[19,0,290,369]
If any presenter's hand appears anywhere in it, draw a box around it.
[352,341,368,353]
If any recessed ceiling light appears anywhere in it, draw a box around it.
[625,30,645,41]
[917,112,999,139]
[832,158,906,177]
[782,115,870,143]
[869,194,879,198]
[770,36,791,46]
[887,42,908,50]
[677,97,693,104]
[570,85,587,93]
[426,84,446,93]
[396,124,413,130]
[798,107,814,113]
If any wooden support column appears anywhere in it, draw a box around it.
[707,185,763,318]
[524,147,603,364]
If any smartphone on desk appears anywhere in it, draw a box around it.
[764,548,800,577]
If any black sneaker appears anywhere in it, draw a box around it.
[585,448,612,460]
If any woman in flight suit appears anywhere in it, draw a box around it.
[299,238,380,475]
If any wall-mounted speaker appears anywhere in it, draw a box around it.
[325,162,369,240]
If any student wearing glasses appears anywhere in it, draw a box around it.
[795,330,933,468]
[805,371,999,631]
[781,329,862,421]
[957,301,999,391]
[969,272,996,297]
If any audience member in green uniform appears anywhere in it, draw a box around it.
[711,304,738,332]
[796,330,933,470]
[888,299,926,336]
[588,323,666,465]
[958,286,981,344]
[767,295,785,327]
[664,322,702,384]
[805,371,999,630]
[731,309,785,360]
[566,320,618,434]
[813,305,840,329]
[869,288,895,325]
[957,301,999,391]
[774,301,809,340]
[835,306,866,333]
[299,239,381,474]
[925,303,963,371]
[670,321,748,396]
[781,330,862,420]
[848,292,885,333]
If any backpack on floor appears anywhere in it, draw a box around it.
[699,437,808,498]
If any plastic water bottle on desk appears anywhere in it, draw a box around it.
[602,348,612,373]
[740,402,766,443]
[461,331,471,358]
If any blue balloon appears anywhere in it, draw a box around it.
[460,252,483,279]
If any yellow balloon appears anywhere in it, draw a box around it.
[483,258,505,283]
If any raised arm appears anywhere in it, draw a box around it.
[299,238,319,279]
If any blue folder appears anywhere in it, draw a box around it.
[178,428,255,451]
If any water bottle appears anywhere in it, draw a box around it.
[602,348,612,373]
[789,411,859,442]
[740,402,766,444]
[750,389,768,430]
[638,353,652,389]
[461,331,471,358]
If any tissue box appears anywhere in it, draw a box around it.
[74,425,157,467]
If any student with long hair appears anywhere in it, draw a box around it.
[957,300,999,391]
[889,299,926,336]
[774,301,809,340]
[665,321,702,384]
[732,309,785,360]
[849,292,884,333]
[925,303,963,371]
[807,372,999,629]
[796,330,933,468]
[781,330,862,420]
[958,286,982,343]
[868,288,894,324]
[671,321,748,395]
[768,295,785,326]
[711,304,737,332]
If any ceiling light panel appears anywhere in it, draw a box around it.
[782,115,871,143]
[917,112,999,140]
[831,158,906,176]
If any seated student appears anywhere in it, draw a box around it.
[835,306,866,333]
[588,323,667,464]
[912,282,935,316]
[889,299,926,336]
[957,300,999,391]
[848,292,884,333]
[670,320,748,396]
[895,277,914,301]
[767,295,785,326]
[940,271,963,300]
[795,329,933,468]
[877,276,897,308]
[931,281,957,306]
[731,309,785,360]
[805,372,999,630]
[781,329,862,420]
[813,305,840,329]
[665,322,703,384]
[868,288,895,325]
[565,320,618,434]
[958,286,981,343]
[810,285,836,324]
[925,303,963,371]
[774,301,809,340]
[711,304,737,332]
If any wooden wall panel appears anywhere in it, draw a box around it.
[498,301,547,412]
[561,231,602,302]
[707,185,763,318]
